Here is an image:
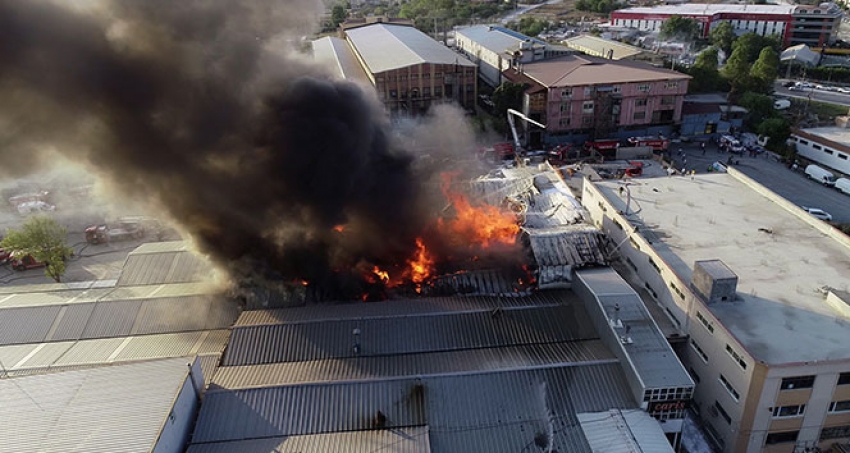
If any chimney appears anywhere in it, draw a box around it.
[691,260,738,304]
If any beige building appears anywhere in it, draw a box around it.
[313,20,477,115]
[582,168,850,453]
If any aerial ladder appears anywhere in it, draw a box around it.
[507,108,546,163]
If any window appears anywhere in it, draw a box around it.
[696,311,714,333]
[689,367,702,383]
[638,84,651,92]
[645,282,658,299]
[714,401,731,424]
[648,256,660,273]
[435,86,442,96]
[584,86,593,96]
[691,339,709,362]
[830,400,850,413]
[838,372,850,385]
[800,139,810,145]
[726,344,747,370]
[825,149,834,155]
[582,116,593,127]
[665,81,678,89]
[839,154,848,160]
[766,431,799,444]
[814,144,822,149]
[559,117,571,127]
[661,96,675,105]
[423,87,431,96]
[635,99,648,107]
[633,111,646,120]
[670,282,685,300]
[821,425,850,440]
[781,376,815,390]
[626,257,637,271]
[773,405,806,417]
[390,90,398,99]
[561,88,573,98]
[582,101,594,112]
[720,374,740,401]
[613,85,622,93]
[560,103,571,113]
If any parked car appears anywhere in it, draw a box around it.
[802,206,833,222]
[10,255,46,271]
[835,177,850,195]
[17,201,55,215]
[804,164,836,186]
[774,99,791,110]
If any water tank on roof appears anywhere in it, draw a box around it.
[691,260,738,304]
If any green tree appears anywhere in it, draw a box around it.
[659,16,701,41]
[732,33,781,63]
[491,81,527,132]
[750,47,780,93]
[694,46,719,70]
[738,92,777,128]
[709,21,735,54]
[722,46,752,95]
[331,4,347,29]
[1,216,73,282]
[757,117,791,150]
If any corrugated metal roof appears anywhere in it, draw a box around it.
[576,269,694,391]
[0,306,61,344]
[213,340,615,388]
[578,409,674,453]
[234,291,572,327]
[311,36,371,83]
[117,249,208,286]
[456,25,545,55]
[346,23,475,74]
[128,240,192,254]
[193,378,427,443]
[223,303,597,366]
[186,426,431,453]
[0,357,194,453]
[563,35,643,60]
[524,226,608,268]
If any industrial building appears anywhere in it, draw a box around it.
[610,3,842,47]
[186,165,694,452]
[562,35,650,61]
[791,127,850,177]
[680,93,747,138]
[583,167,850,452]
[312,19,477,115]
[500,55,689,145]
[454,25,572,88]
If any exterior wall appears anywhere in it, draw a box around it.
[151,363,203,453]
[681,111,723,137]
[580,175,850,453]
[544,78,688,134]
[790,133,850,176]
[372,63,477,115]
[455,33,511,88]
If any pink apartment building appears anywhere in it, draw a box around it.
[502,55,690,143]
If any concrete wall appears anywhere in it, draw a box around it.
[152,360,203,453]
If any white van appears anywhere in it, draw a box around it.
[805,164,836,186]
[836,177,850,195]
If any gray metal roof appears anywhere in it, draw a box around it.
[223,303,597,366]
[575,269,694,391]
[0,293,238,345]
[346,23,475,74]
[234,291,572,326]
[194,363,635,452]
[212,340,615,388]
[455,25,545,56]
[577,409,675,453]
[524,226,608,268]
[0,330,230,385]
[0,357,195,453]
[117,247,209,286]
[311,36,371,83]
[194,378,428,443]
[186,427,431,453]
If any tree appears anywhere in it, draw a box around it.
[721,46,752,95]
[738,92,777,128]
[1,216,73,282]
[732,33,781,63]
[491,81,527,133]
[750,47,780,94]
[659,16,701,41]
[757,117,791,150]
[694,46,719,70]
[331,5,347,29]
[709,21,735,54]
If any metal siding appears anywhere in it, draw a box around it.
[224,304,597,366]
[0,357,192,453]
[0,306,60,344]
[0,344,40,371]
[132,296,211,334]
[14,342,75,368]
[193,379,426,443]
[81,300,144,339]
[54,337,127,365]
[186,427,431,453]
[212,341,616,388]
[117,254,175,286]
[114,332,205,359]
[47,303,96,341]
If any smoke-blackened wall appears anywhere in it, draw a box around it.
[0,0,429,283]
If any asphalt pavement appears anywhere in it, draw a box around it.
[774,83,850,108]
[668,141,850,223]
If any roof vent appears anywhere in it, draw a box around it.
[692,260,738,304]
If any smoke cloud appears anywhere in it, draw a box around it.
[0,0,439,285]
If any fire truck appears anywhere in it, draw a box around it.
[584,139,621,160]
[627,136,670,152]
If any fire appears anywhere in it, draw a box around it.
[405,237,435,285]
[439,173,520,248]
[372,266,390,284]
[333,225,345,233]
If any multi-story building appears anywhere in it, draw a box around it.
[611,3,842,47]
[501,55,689,144]
[312,19,477,115]
[583,168,850,453]
[454,25,571,88]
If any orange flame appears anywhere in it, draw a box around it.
[439,173,520,248]
[333,225,345,233]
[372,266,390,284]
[405,237,435,285]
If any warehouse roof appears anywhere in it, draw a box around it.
[186,427,431,453]
[510,54,689,88]
[563,35,644,60]
[455,25,546,55]
[118,241,210,286]
[578,409,675,453]
[311,36,371,83]
[594,171,850,364]
[0,357,197,453]
[346,23,475,74]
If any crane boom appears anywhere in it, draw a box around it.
[506,108,546,153]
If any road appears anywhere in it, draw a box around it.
[669,141,850,223]
[774,83,850,108]
[500,0,563,24]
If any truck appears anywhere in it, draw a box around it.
[804,164,836,186]
[584,139,621,160]
[720,135,745,155]
[626,136,669,152]
[835,177,850,195]
[85,218,146,244]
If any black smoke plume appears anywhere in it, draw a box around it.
[0,0,433,284]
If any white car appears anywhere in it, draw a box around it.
[16,201,55,215]
[802,206,833,222]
